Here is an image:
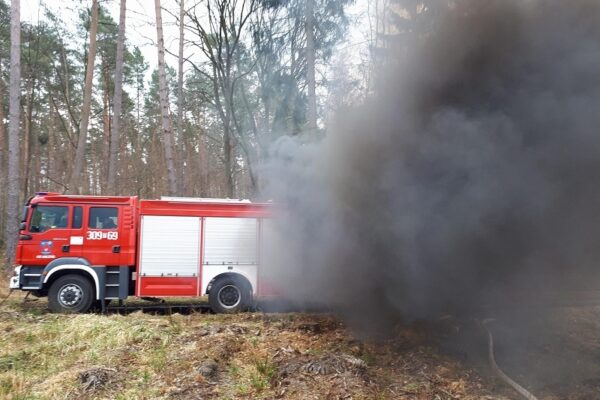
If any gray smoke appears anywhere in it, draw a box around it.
[262,0,600,333]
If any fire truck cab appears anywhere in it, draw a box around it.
[9,192,274,313]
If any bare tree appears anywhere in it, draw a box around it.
[107,0,127,195]
[5,0,20,267]
[0,0,354,206]
[155,0,178,195]
[186,0,258,197]
[305,0,317,137]
[68,0,99,194]
[176,0,185,195]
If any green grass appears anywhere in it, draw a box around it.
[0,299,180,399]
[249,356,275,391]
[254,356,275,380]
[0,284,493,400]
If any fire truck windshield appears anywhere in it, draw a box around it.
[29,206,69,233]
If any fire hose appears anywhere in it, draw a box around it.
[482,319,539,400]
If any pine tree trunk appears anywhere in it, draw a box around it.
[197,130,208,197]
[0,67,6,244]
[155,0,178,196]
[101,66,110,190]
[176,0,185,195]
[22,80,31,196]
[68,0,99,194]
[305,0,317,138]
[107,0,126,195]
[47,112,55,188]
[223,124,234,198]
[287,43,299,136]
[5,0,21,267]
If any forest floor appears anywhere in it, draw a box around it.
[1,278,600,400]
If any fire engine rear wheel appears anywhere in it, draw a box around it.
[48,274,95,313]
[209,277,251,314]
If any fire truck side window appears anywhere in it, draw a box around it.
[29,206,69,233]
[72,206,83,229]
[89,207,119,229]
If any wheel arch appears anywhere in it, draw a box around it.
[43,263,100,300]
[206,272,253,296]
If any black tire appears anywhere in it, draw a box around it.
[48,274,95,313]
[209,276,251,314]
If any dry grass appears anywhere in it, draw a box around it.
[0,280,506,400]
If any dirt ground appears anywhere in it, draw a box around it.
[465,307,600,400]
[1,280,600,399]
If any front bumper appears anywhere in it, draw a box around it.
[9,265,21,289]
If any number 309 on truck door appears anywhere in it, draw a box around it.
[87,231,119,240]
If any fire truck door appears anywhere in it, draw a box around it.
[20,204,82,266]
[118,205,136,265]
[82,206,122,266]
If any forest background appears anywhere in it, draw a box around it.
[0,0,427,265]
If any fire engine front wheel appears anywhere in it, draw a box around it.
[209,277,251,314]
[48,274,95,313]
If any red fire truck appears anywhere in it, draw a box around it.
[8,192,276,313]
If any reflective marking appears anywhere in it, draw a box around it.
[43,265,101,299]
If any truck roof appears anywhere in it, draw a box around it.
[160,196,253,203]
[140,199,272,218]
[27,193,272,217]
[29,193,137,205]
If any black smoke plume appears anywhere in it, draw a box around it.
[262,0,600,333]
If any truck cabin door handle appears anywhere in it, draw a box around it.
[112,245,121,254]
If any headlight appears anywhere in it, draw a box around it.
[13,265,22,276]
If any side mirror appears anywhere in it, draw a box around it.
[21,206,29,222]
[20,222,26,231]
